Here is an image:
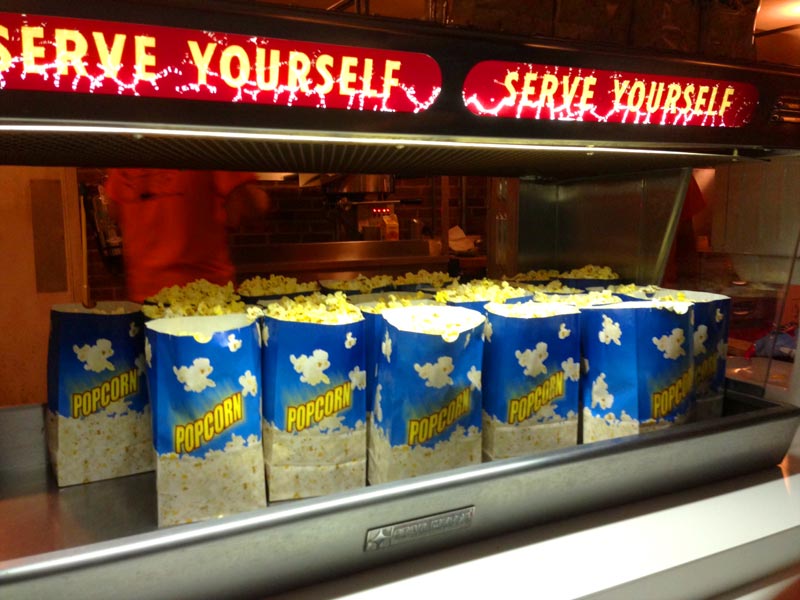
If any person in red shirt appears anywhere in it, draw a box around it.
[104,169,267,303]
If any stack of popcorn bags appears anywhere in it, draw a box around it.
[579,299,696,442]
[47,301,153,487]
[45,267,732,527]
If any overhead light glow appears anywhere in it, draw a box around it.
[0,122,743,160]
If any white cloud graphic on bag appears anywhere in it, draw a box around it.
[227,333,242,352]
[374,383,383,422]
[345,332,357,349]
[591,373,614,409]
[349,365,367,390]
[73,339,115,372]
[483,320,493,343]
[693,325,708,356]
[652,328,686,360]
[515,342,548,378]
[414,356,454,388]
[239,370,258,397]
[467,366,482,391]
[173,357,215,392]
[290,349,331,386]
[381,331,392,363]
[598,315,622,346]
[561,357,580,382]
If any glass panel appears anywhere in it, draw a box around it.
[664,156,800,394]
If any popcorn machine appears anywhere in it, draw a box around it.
[1,1,800,598]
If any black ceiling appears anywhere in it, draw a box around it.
[1,0,799,179]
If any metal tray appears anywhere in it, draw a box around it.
[1,384,799,600]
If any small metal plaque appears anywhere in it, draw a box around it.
[364,506,475,552]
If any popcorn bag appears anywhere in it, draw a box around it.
[46,302,153,487]
[145,314,266,527]
[370,305,485,485]
[654,290,730,419]
[262,313,367,501]
[349,292,437,415]
[580,301,695,443]
[482,302,581,461]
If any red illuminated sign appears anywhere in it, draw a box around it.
[463,61,758,128]
[0,12,441,113]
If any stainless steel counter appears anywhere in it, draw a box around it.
[1,388,799,599]
[232,240,451,281]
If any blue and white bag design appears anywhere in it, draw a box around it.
[482,302,581,460]
[145,314,266,527]
[369,305,485,485]
[348,292,438,414]
[651,290,730,419]
[262,312,367,501]
[580,301,695,443]
[46,302,151,487]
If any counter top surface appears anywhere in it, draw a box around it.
[2,391,800,600]
[273,427,800,600]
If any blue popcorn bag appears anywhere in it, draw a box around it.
[261,300,366,501]
[46,302,152,487]
[653,290,730,419]
[349,292,437,414]
[370,305,485,485]
[580,301,695,444]
[482,302,581,460]
[145,314,266,527]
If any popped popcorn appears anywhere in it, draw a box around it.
[582,408,640,443]
[263,419,366,500]
[604,284,660,298]
[504,269,561,282]
[382,304,486,343]
[320,274,394,294]
[435,278,529,305]
[156,435,266,527]
[522,280,582,294]
[368,424,481,484]
[46,406,154,486]
[142,279,246,319]
[582,407,692,443]
[350,291,435,313]
[237,274,319,298]
[532,290,623,307]
[260,292,363,325]
[482,411,577,460]
[393,269,455,289]
[560,264,620,280]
